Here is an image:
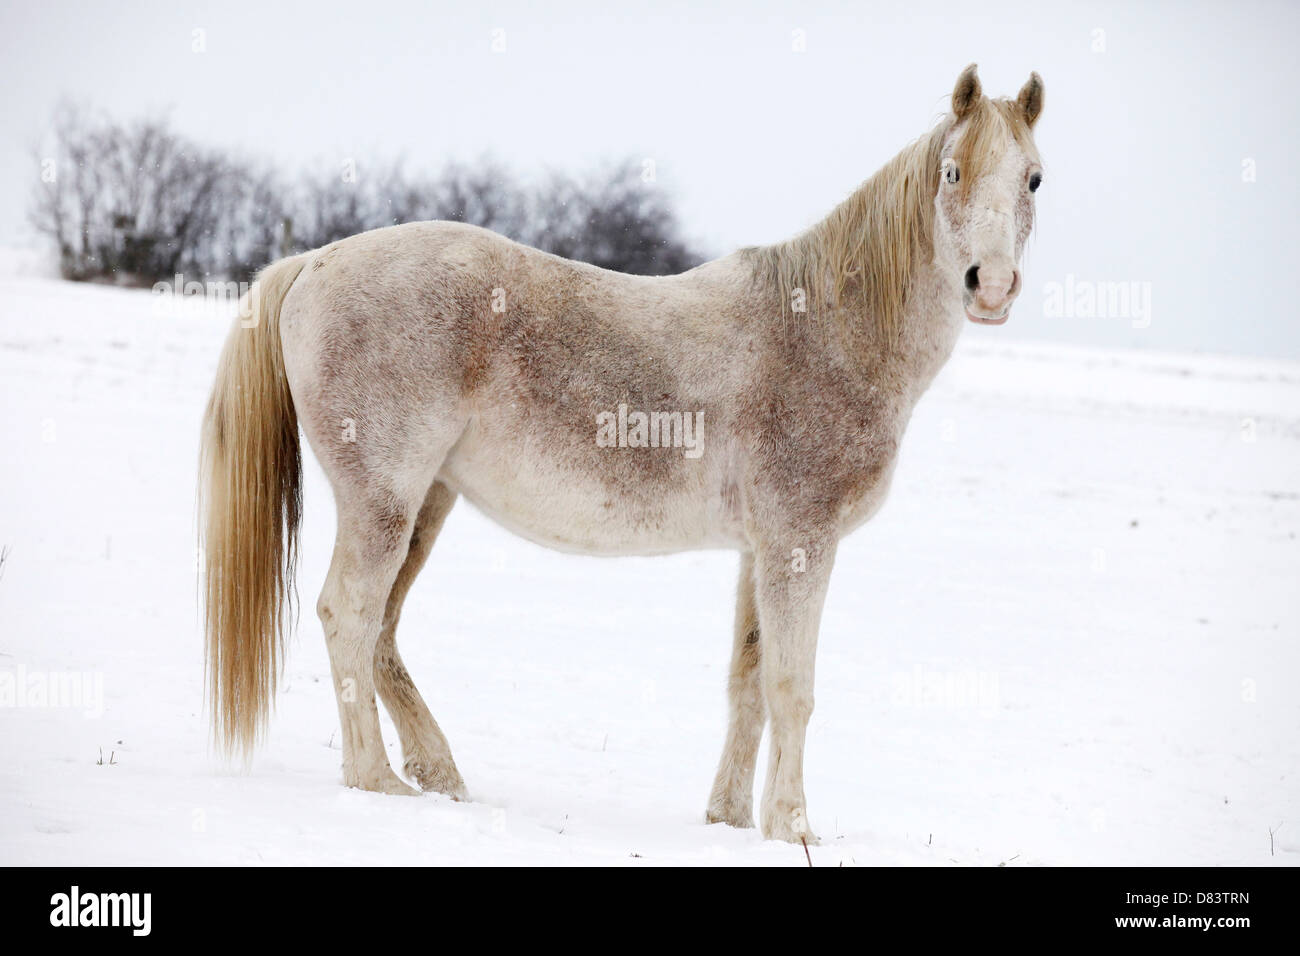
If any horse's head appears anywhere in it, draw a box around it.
[933,64,1044,326]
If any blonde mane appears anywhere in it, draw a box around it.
[747,97,1038,345]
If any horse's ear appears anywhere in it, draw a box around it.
[952,63,982,119]
[1017,72,1044,127]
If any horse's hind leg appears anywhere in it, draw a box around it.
[373,480,467,798]
[706,553,765,828]
[317,493,426,796]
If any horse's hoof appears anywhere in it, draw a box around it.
[705,796,755,829]
[405,757,468,801]
[761,805,819,845]
[347,767,420,796]
[763,824,821,846]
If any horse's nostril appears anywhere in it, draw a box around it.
[964,265,980,292]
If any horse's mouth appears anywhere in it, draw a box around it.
[965,308,1009,325]
[964,302,1011,325]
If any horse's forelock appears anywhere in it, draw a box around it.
[952,97,1040,199]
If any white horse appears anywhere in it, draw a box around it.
[200,64,1044,842]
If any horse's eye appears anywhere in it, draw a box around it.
[1028,172,1042,192]
[944,160,960,185]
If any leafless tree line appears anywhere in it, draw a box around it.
[30,105,702,284]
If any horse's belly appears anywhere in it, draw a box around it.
[439,434,736,556]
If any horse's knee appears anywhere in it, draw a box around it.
[768,679,814,726]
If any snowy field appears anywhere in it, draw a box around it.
[0,271,1296,866]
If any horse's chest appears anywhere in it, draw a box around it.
[816,402,910,534]
[835,450,903,533]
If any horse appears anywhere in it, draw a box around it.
[199,64,1044,843]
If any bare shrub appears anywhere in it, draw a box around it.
[30,108,702,283]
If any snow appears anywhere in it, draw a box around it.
[0,272,1296,866]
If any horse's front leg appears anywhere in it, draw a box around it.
[753,535,837,843]
[706,553,764,829]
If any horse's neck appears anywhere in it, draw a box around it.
[890,254,966,402]
[824,251,964,409]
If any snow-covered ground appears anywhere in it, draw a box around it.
[1,272,1296,866]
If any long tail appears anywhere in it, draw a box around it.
[199,254,309,757]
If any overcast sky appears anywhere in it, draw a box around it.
[2,0,1297,357]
